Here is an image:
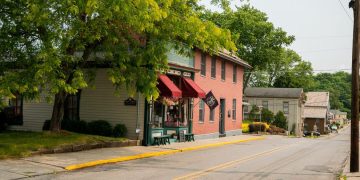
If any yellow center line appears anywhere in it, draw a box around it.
[173,143,300,180]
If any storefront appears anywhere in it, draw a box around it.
[143,69,205,145]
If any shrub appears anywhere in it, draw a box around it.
[269,125,286,134]
[242,123,249,133]
[62,119,88,134]
[42,120,51,130]
[261,109,274,124]
[87,120,113,137]
[273,111,288,130]
[249,123,267,132]
[113,124,127,137]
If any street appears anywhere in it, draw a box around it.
[27,127,350,180]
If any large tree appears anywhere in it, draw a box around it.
[0,0,236,131]
[201,5,294,89]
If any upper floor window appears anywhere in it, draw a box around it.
[262,101,268,110]
[283,101,289,114]
[232,99,237,120]
[199,100,205,123]
[221,60,226,80]
[211,56,216,78]
[233,64,237,83]
[64,90,81,121]
[200,53,206,76]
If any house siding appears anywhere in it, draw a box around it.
[9,98,53,132]
[10,69,145,140]
[193,49,244,136]
[80,69,145,140]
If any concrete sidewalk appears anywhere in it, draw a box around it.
[0,134,264,180]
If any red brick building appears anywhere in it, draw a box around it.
[193,49,251,139]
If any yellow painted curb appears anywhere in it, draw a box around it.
[65,136,265,171]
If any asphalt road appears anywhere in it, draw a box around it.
[28,128,350,180]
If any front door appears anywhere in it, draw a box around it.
[219,99,226,136]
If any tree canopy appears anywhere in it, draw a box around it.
[0,0,236,131]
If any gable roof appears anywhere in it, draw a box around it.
[305,92,329,107]
[329,109,347,115]
[244,88,303,98]
[304,107,327,119]
[217,50,252,69]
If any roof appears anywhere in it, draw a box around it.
[305,92,329,107]
[329,109,347,115]
[217,50,252,69]
[244,88,303,98]
[304,107,327,119]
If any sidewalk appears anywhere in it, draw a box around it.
[0,134,264,179]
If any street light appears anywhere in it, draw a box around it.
[258,105,263,133]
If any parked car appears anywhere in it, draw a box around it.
[303,130,320,137]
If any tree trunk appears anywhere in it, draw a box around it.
[243,71,252,92]
[49,91,67,132]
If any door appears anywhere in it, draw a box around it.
[219,99,226,136]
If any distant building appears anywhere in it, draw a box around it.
[303,92,330,134]
[329,109,348,125]
[243,88,305,136]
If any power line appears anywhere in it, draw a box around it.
[337,0,353,22]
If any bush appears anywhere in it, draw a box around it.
[261,109,274,124]
[87,120,113,137]
[269,125,286,134]
[0,111,8,132]
[273,111,288,130]
[62,119,88,134]
[249,123,267,132]
[42,120,51,130]
[113,124,127,137]
[242,123,249,133]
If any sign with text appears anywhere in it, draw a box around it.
[203,91,218,110]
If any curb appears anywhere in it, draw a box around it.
[65,136,265,171]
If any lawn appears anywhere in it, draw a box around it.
[0,131,127,159]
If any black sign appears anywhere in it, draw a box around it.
[124,97,137,106]
[203,91,218,110]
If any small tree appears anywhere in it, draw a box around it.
[273,111,287,130]
[249,105,260,121]
[261,108,274,124]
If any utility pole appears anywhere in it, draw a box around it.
[350,0,359,173]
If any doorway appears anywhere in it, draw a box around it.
[219,99,226,137]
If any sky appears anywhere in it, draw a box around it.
[200,0,353,73]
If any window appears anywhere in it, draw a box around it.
[233,64,237,83]
[210,109,215,122]
[283,102,289,114]
[200,53,206,76]
[64,90,81,121]
[211,56,216,78]
[2,93,23,125]
[199,100,205,123]
[232,99,236,120]
[262,101,268,110]
[221,60,226,80]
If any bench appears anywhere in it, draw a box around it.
[153,135,171,145]
[185,133,195,142]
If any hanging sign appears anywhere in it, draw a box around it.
[124,97,137,106]
[202,91,218,110]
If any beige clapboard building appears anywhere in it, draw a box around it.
[243,88,305,136]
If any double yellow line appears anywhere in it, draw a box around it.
[174,143,298,180]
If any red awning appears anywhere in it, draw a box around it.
[180,77,206,98]
[157,74,182,98]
